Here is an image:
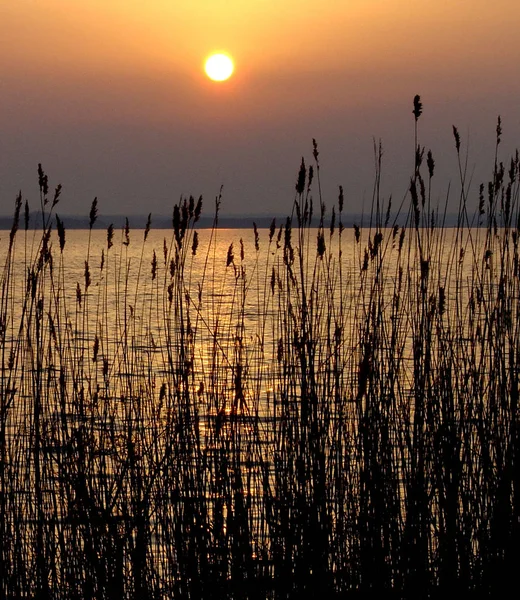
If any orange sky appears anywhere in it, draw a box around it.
[1,0,520,216]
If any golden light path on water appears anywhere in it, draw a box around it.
[2,225,482,417]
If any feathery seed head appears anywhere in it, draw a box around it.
[427,150,435,178]
[123,218,130,246]
[151,250,157,280]
[89,197,98,229]
[107,224,114,249]
[312,138,319,163]
[308,164,314,191]
[269,218,276,242]
[453,126,461,153]
[38,163,49,197]
[144,213,151,241]
[413,95,423,121]
[226,243,234,267]
[56,215,66,252]
[296,158,306,195]
[84,261,91,289]
[415,146,424,170]
[194,195,203,222]
[52,184,62,208]
[353,223,360,243]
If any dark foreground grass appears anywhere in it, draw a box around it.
[1,98,520,598]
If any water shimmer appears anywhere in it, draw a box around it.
[0,220,518,597]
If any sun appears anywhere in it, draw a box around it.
[204,53,234,82]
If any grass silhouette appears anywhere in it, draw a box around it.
[1,97,519,598]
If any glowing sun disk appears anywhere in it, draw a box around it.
[205,53,234,82]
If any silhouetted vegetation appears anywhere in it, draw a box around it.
[1,98,519,598]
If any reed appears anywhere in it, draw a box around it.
[1,97,519,598]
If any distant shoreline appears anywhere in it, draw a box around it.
[0,212,463,230]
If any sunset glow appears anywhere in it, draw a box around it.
[1,1,520,217]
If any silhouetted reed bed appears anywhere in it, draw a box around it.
[1,98,520,598]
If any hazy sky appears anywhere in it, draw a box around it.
[1,0,520,218]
